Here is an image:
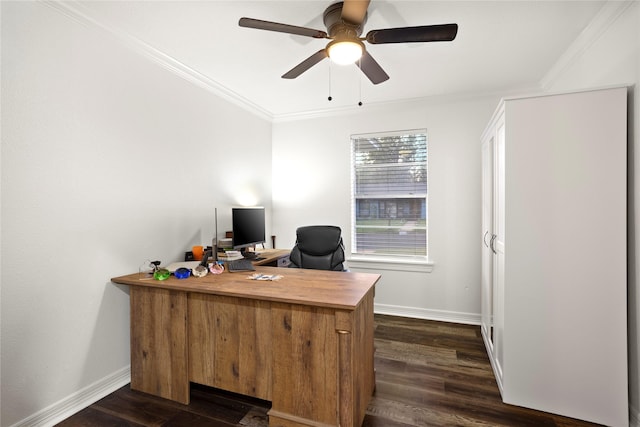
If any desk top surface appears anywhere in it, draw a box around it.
[112,266,379,310]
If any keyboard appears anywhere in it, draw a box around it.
[227,258,256,272]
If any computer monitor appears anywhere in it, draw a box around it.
[232,207,266,257]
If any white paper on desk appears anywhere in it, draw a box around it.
[248,273,283,281]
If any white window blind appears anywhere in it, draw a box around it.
[351,130,428,258]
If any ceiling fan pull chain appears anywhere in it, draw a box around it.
[328,60,333,101]
[358,58,363,106]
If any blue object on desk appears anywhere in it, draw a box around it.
[174,267,191,279]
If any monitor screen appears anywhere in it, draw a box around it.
[232,207,266,250]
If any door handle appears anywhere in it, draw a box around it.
[490,234,497,254]
[483,231,489,247]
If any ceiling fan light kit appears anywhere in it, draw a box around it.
[239,0,458,86]
[327,39,364,65]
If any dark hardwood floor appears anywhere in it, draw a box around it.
[56,315,602,427]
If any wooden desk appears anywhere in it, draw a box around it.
[112,266,379,427]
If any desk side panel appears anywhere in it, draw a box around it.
[130,287,189,404]
[189,294,272,400]
[271,303,338,426]
[335,287,375,427]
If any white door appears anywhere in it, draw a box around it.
[492,115,506,388]
[480,136,494,352]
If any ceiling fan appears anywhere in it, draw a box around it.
[239,0,458,85]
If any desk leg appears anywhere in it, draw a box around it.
[130,287,189,404]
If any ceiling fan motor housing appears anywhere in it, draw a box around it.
[323,2,366,40]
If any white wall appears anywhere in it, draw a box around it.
[0,2,272,426]
[272,95,498,323]
[541,2,640,424]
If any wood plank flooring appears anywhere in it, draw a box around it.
[56,315,602,427]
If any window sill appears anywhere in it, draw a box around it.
[346,256,434,273]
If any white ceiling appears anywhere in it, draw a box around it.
[66,0,606,118]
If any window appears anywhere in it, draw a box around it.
[351,129,428,260]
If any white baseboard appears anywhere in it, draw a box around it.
[10,366,131,427]
[374,303,480,325]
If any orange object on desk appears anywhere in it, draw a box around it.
[192,245,204,260]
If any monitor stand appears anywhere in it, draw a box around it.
[241,248,258,260]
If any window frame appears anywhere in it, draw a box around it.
[349,129,433,271]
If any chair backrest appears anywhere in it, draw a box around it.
[288,225,345,271]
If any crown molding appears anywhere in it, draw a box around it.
[41,0,274,122]
[540,0,635,90]
[42,0,626,125]
[271,86,523,123]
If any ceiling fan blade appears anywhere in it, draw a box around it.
[356,51,389,85]
[366,23,458,44]
[239,17,328,39]
[341,0,370,26]
[282,49,329,79]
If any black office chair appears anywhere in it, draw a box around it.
[288,225,345,271]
